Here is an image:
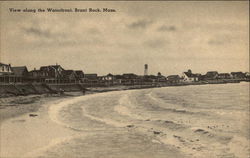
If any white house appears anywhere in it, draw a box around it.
[0,63,12,75]
[182,70,199,82]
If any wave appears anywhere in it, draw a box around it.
[145,92,207,116]
[48,96,87,130]
[81,106,128,128]
[114,94,147,120]
[48,91,124,130]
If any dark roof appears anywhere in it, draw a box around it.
[29,69,41,73]
[122,73,137,79]
[85,73,97,76]
[183,72,197,78]
[144,75,158,79]
[0,63,10,66]
[75,70,84,76]
[11,66,28,76]
[40,65,64,71]
[205,71,219,77]
[167,75,180,79]
[231,72,244,75]
[62,70,75,76]
[75,70,84,74]
[218,73,230,75]
[114,75,124,79]
[206,71,218,75]
[84,74,98,79]
[107,73,113,76]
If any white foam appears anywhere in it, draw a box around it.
[114,94,146,120]
[48,91,127,129]
[81,106,127,127]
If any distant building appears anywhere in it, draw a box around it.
[62,70,78,83]
[100,73,115,85]
[203,71,219,80]
[75,70,84,78]
[167,75,181,83]
[84,73,98,79]
[144,75,158,83]
[157,72,167,82]
[182,70,199,82]
[122,73,140,85]
[84,74,99,84]
[102,73,114,81]
[75,70,85,83]
[28,64,65,83]
[113,74,124,84]
[40,64,64,78]
[28,69,45,82]
[245,72,250,80]
[123,73,138,79]
[231,72,245,79]
[0,63,12,75]
[217,73,231,79]
[11,66,29,82]
[12,66,28,77]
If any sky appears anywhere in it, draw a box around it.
[0,1,249,76]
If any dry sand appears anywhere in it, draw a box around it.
[0,95,80,157]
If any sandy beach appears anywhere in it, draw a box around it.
[0,83,249,158]
[0,94,75,157]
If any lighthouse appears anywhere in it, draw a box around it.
[144,64,148,76]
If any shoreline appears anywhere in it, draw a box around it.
[0,80,248,122]
[0,81,248,123]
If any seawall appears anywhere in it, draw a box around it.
[0,83,84,97]
[0,80,247,97]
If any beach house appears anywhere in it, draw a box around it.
[231,72,245,79]
[182,70,199,82]
[62,70,78,83]
[0,63,12,75]
[167,75,181,84]
[203,71,219,80]
[11,66,29,82]
[217,73,231,79]
[83,74,99,85]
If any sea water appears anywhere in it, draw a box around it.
[33,82,250,158]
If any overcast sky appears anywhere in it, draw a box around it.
[0,1,249,76]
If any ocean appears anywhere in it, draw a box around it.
[30,82,250,158]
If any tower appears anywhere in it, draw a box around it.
[144,64,148,76]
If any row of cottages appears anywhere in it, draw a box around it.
[29,64,85,83]
[201,71,249,80]
[100,73,141,85]
[0,62,29,83]
[99,73,167,86]
[181,70,250,82]
[0,63,86,84]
